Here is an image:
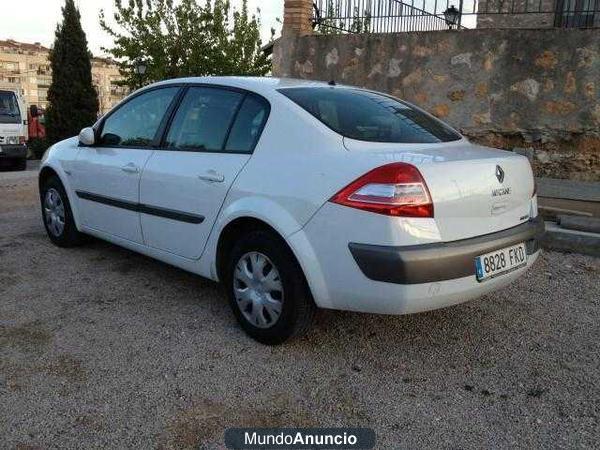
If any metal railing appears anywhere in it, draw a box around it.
[312,0,600,33]
[313,0,452,32]
[552,0,600,27]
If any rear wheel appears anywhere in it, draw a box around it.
[225,230,316,345]
[40,176,86,247]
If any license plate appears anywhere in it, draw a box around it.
[475,243,527,282]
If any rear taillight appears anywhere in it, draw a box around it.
[330,162,434,218]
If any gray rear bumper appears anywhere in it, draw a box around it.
[349,216,545,285]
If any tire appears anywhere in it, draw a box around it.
[40,175,86,247]
[14,158,27,171]
[225,230,316,345]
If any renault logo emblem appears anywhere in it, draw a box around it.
[496,165,505,183]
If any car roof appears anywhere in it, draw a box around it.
[148,76,341,97]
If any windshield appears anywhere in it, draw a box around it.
[279,87,461,144]
[0,91,21,124]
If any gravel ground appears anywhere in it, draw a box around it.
[1,170,599,449]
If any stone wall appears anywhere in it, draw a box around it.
[273,28,600,181]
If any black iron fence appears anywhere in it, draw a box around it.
[312,0,600,33]
[312,0,450,32]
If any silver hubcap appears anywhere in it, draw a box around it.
[44,188,65,237]
[233,252,284,329]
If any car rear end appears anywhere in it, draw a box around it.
[280,86,543,314]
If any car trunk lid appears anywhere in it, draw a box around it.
[343,138,535,242]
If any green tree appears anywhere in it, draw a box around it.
[46,0,99,144]
[100,0,272,89]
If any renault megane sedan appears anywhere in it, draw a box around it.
[39,77,544,344]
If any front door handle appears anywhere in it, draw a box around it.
[198,170,225,183]
[121,163,139,174]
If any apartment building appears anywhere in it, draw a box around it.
[0,39,128,115]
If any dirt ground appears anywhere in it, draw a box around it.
[1,168,599,449]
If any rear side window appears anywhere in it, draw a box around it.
[279,87,461,144]
[224,95,269,153]
[100,87,179,147]
[0,91,21,124]
[165,87,243,151]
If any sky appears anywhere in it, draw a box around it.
[1,0,284,56]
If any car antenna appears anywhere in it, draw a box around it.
[328,79,336,86]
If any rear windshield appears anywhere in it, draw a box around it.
[0,91,21,124]
[279,87,461,144]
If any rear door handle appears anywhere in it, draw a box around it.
[121,163,139,174]
[198,170,225,183]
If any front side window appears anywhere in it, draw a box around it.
[279,87,461,144]
[100,87,179,147]
[165,87,244,151]
[0,91,21,124]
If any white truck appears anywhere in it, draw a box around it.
[0,89,28,170]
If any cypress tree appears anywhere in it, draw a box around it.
[46,0,99,144]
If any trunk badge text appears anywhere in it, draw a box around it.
[492,187,511,197]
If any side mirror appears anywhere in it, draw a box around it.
[79,127,96,146]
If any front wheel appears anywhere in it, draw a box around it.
[225,230,316,345]
[40,175,86,247]
[14,158,27,171]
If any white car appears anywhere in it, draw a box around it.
[39,77,543,344]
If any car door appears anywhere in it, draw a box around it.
[73,86,180,244]
[139,86,270,259]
